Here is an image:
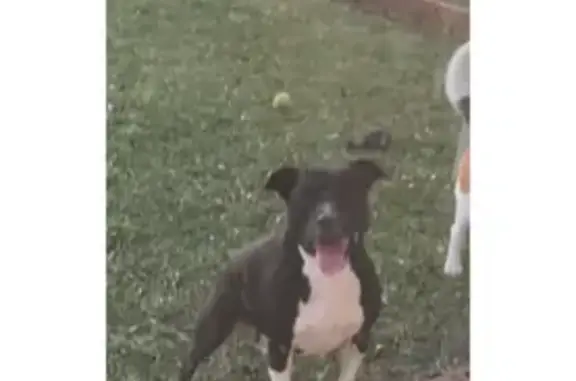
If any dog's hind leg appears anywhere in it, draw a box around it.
[444,190,469,277]
[178,285,242,381]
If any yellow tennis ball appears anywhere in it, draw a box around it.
[272,92,292,108]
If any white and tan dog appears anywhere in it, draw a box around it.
[443,41,470,277]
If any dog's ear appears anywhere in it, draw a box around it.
[347,159,387,189]
[265,166,299,202]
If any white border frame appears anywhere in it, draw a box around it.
[1,0,575,380]
[0,1,106,380]
[472,0,576,379]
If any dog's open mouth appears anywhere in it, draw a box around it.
[315,238,349,275]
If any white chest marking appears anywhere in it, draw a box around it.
[292,246,364,356]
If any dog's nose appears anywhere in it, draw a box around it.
[316,203,341,235]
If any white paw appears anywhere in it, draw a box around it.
[443,259,463,277]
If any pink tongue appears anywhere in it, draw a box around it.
[316,246,347,275]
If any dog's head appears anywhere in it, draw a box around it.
[265,159,386,275]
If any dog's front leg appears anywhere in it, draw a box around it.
[337,342,365,381]
[342,252,382,381]
[444,191,469,277]
[267,340,293,381]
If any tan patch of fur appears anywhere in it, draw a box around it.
[457,148,470,194]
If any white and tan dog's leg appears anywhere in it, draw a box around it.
[444,190,469,277]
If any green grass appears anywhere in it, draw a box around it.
[446,0,470,7]
[107,0,469,379]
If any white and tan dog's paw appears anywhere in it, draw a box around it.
[443,258,463,277]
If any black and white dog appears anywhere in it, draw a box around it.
[179,159,386,381]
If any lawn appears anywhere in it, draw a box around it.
[107,0,469,380]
